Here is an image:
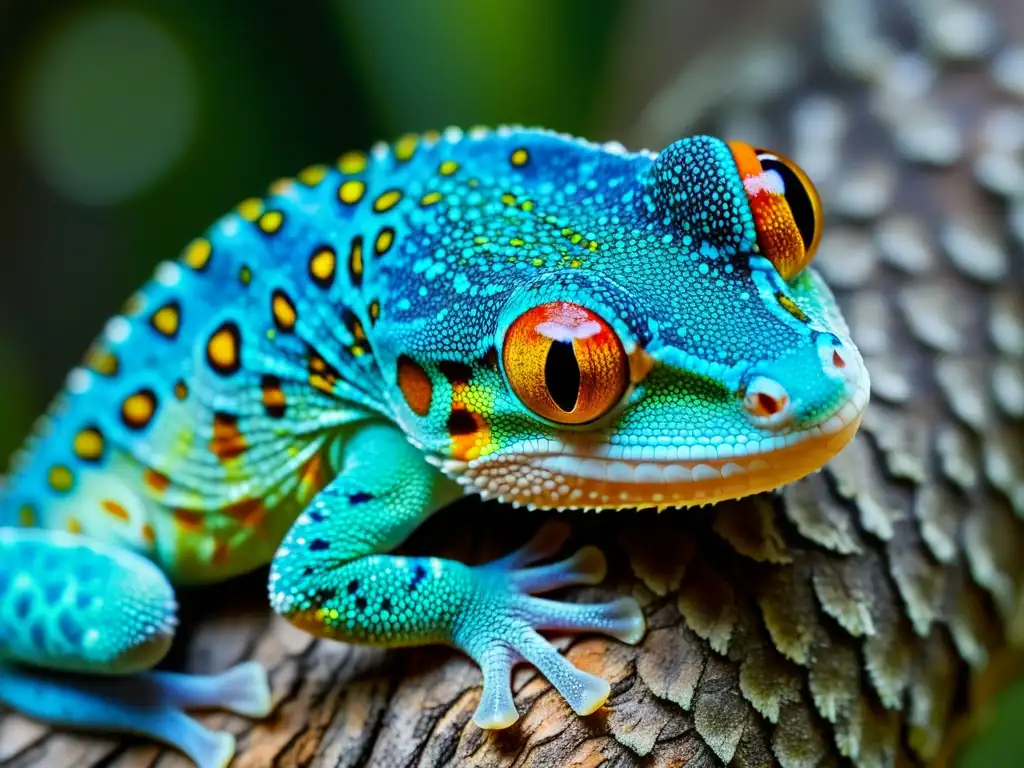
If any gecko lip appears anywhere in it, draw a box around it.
[448,380,869,510]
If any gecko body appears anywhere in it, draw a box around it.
[0,128,868,767]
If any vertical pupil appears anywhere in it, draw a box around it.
[545,339,580,412]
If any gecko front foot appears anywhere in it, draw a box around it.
[456,520,645,729]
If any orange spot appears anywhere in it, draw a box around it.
[101,499,130,522]
[211,413,247,462]
[141,523,157,545]
[449,408,491,462]
[298,454,326,501]
[174,509,204,532]
[212,540,231,565]
[144,468,171,493]
[397,355,433,416]
[224,498,266,528]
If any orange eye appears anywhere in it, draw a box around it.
[727,141,822,280]
[503,302,628,425]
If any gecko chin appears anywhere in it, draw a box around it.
[445,376,869,511]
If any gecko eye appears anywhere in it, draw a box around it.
[503,302,628,425]
[726,141,822,280]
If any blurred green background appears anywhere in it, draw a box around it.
[0,1,1020,765]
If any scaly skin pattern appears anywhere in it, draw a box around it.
[0,127,868,767]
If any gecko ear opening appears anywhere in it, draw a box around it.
[726,141,823,281]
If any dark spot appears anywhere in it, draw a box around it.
[303,567,314,576]
[348,491,374,505]
[408,563,428,592]
[381,598,392,612]
[346,579,360,594]
[308,509,325,523]
[309,538,329,552]
[447,409,478,437]
[545,340,580,412]
[355,596,367,610]
[438,360,473,386]
[480,346,500,372]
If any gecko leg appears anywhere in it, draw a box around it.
[269,422,646,732]
[0,528,271,768]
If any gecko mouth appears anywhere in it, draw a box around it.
[446,382,868,510]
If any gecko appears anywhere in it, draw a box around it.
[0,127,869,768]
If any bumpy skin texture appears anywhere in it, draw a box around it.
[0,129,868,766]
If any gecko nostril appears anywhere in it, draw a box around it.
[757,392,784,415]
[832,349,847,369]
[743,377,792,425]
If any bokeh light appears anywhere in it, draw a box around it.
[18,8,197,206]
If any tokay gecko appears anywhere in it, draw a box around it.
[0,128,869,768]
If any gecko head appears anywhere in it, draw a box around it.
[389,134,869,509]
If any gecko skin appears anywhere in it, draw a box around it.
[0,128,868,767]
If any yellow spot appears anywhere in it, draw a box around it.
[150,303,180,338]
[238,198,263,222]
[73,428,104,462]
[373,189,403,213]
[49,465,74,493]
[500,193,517,206]
[369,300,381,322]
[375,227,395,255]
[510,148,529,167]
[239,265,253,285]
[309,246,336,286]
[570,259,582,268]
[329,608,340,620]
[297,164,328,186]
[439,160,459,176]
[258,210,285,234]
[777,293,809,322]
[349,237,364,283]
[18,505,36,527]
[531,258,544,266]
[207,325,240,374]
[122,390,158,429]
[588,240,599,252]
[86,348,119,376]
[67,517,82,534]
[571,233,583,244]
[338,179,366,205]
[510,237,525,247]
[173,380,189,400]
[393,133,418,162]
[521,200,534,211]
[420,191,442,206]
[182,238,212,270]
[338,151,367,174]
[272,291,298,332]
[474,236,489,245]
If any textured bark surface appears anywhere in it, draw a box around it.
[2,0,1024,766]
